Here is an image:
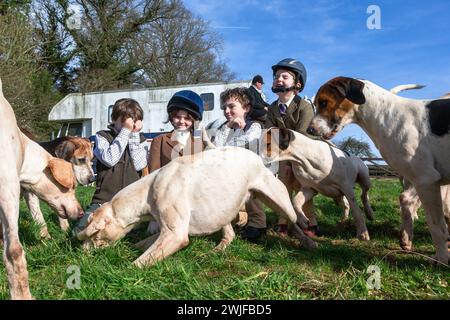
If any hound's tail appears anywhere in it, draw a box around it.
[389,84,425,95]
[0,77,3,96]
[201,126,216,150]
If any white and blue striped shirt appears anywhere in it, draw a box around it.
[94,128,148,171]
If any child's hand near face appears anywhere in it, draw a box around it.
[133,120,143,132]
[122,117,135,130]
[227,117,246,129]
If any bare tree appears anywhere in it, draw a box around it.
[0,11,60,138]
[135,3,235,87]
[0,0,31,16]
[1,0,236,137]
[32,1,76,93]
[32,0,234,92]
[335,137,374,158]
[32,0,178,91]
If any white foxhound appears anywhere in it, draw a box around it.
[309,76,450,264]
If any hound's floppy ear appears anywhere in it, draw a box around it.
[332,77,366,105]
[55,140,76,161]
[47,158,75,189]
[72,138,94,159]
[279,128,295,150]
[77,209,110,240]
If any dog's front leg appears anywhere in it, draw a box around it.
[0,221,3,246]
[213,223,235,252]
[58,217,70,232]
[22,190,51,239]
[0,185,33,299]
[292,188,317,227]
[399,186,420,251]
[337,196,350,222]
[133,210,190,268]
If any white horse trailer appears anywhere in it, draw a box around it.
[48,80,251,140]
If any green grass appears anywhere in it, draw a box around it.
[1,179,449,299]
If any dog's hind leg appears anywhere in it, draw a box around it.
[252,172,307,227]
[357,170,374,221]
[415,183,449,264]
[342,188,370,241]
[22,190,51,239]
[213,223,235,252]
[134,232,160,251]
[252,172,317,249]
[440,185,450,244]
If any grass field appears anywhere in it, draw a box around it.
[0,179,448,300]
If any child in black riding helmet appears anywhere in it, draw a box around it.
[241,58,319,242]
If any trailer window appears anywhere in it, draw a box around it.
[60,123,69,137]
[108,104,114,122]
[67,123,83,137]
[200,93,214,111]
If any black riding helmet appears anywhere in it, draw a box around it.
[271,58,307,93]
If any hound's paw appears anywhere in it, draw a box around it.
[133,259,145,269]
[358,231,370,241]
[302,237,318,250]
[39,228,52,240]
[400,241,413,251]
[213,240,229,252]
[399,230,413,251]
[59,219,70,232]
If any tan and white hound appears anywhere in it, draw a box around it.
[23,136,94,238]
[77,147,317,267]
[0,78,84,299]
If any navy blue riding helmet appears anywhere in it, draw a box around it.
[167,90,204,121]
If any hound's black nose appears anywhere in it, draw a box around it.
[307,126,316,135]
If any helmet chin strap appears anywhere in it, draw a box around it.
[271,85,297,93]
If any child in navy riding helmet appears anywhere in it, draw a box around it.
[148,90,207,173]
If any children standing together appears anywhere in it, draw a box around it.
[76,58,317,242]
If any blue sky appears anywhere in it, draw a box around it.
[183,0,450,156]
